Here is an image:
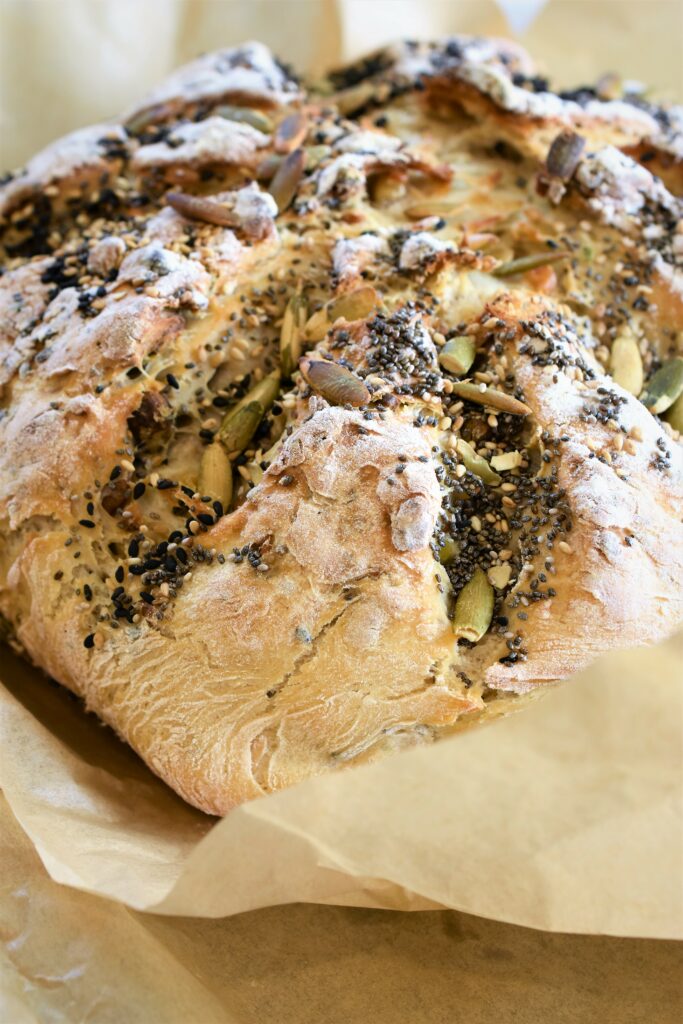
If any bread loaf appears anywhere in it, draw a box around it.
[1,39,681,814]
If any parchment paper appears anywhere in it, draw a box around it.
[1,628,682,936]
[2,792,682,1024]
[1,0,683,1019]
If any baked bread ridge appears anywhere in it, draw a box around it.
[1,37,682,814]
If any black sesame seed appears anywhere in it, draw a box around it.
[166,373,180,389]
[132,482,146,500]
[79,519,96,529]
[83,633,95,649]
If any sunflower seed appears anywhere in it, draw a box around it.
[639,357,683,415]
[269,147,305,212]
[494,251,571,277]
[369,173,406,205]
[452,567,494,642]
[256,154,282,181]
[165,192,238,228]
[450,381,531,416]
[219,371,281,455]
[215,105,274,133]
[490,450,522,471]
[609,329,643,395]
[199,443,233,507]
[488,564,512,590]
[299,359,370,406]
[335,81,378,115]
[456,438,502,486]
[404,199,460,219]
[274,112,308,154]
[545,131,585,180]
[438,336,475,376]
[280,292,308,378]
[305,144,332,170]
[244,462,264,487]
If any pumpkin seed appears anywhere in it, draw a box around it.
[596,72,622,101]
[455,438,502,486]
[215,105,274,133]
[452,567,494,643]
[304,286,379,341]
[165,191,238,228]
[280,292,308,378]
[545,131,585,180]
[438,537,459,564]
[438,336,475,376]
[494,251,571,277]
[451,381,531,416]
[664,391,683,432]
[639,357,683,415]
[299,359,370,407]
[124,102,173,134]
[269,147,305,212]
[219,371,281,455]
[609,330,643,395]
[274,112,308,154]
[199,443,233,507]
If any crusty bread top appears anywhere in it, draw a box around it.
[0,37,682,813]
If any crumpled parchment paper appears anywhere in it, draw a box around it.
[1,631,681,936]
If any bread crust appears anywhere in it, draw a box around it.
[1,38,682,814]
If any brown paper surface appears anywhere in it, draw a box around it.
[2,793,682,1024]
[1,0,683,1019]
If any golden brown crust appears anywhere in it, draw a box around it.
[1,37,682,814]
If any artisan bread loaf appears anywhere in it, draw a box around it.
[1,39,681,814]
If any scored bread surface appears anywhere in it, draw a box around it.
[1,39,682,814]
